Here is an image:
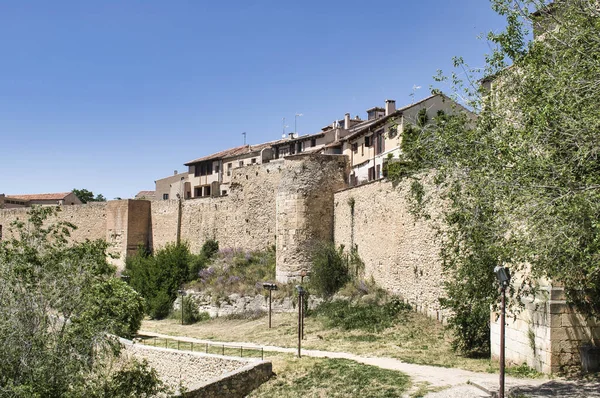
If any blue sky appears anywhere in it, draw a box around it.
[0,1,506,200]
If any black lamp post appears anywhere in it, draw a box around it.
[262,282,278,328]
[178,289,186,325]
[295,285,305,358]
[494,265,511,398]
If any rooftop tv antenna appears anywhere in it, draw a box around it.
[411,85,422,104]
[242,131,246,145]
[282,117,289,136]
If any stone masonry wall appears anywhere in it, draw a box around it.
[121,340,272,397]
[333,177,448,319]
[491,286,600,373]
[276,154,349,282]
[0,200,150,271]
[150,161,284,254]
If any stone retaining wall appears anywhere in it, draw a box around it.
[122,340,272,397]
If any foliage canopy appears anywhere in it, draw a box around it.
[392,0,600,354]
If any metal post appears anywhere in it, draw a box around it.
[297,292,302,358]
[206,343,208,353]
[241,346,243,357]
[500,286,506,398]
[268,288,272,328]
[300,293,304,340]
[222,345,225,356]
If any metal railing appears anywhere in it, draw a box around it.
[139,337,264,360]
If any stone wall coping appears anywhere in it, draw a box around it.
[119,337,261,364]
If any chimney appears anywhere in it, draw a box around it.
[344,113,350,129]
[174,170,178,175]
[385,99,396,116]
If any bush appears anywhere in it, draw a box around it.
[125,242,209,320]
[309,243,350,297]
[171,296,209,325]
[201,239,219,259]
[78,278,145,339]
[311,298,411,333]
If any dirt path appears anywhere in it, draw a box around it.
[139,330,551,396]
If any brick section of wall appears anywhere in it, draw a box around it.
[333,177,448,319]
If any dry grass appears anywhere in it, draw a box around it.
[141,310,500,373]
[247,353,410,398]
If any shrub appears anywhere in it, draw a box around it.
[171,296,209,325]
[125,242,208,320]
[201,239,219,259]
[309,243,350,297]
[311,298,411,333]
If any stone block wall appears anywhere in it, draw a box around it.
[491,286,600,373]
[121,340,272,396]
[0,200,150,271]
[333,177,448,320]
[276,154,349,282]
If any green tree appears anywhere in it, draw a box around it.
[393,0,600,354]
[0,207,166,396]
[124,243,192,319]
[72,188,107,204]
[310,242,350,298]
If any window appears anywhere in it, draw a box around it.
[204,186,211,197]
[368,167,375,181]
[311,138,316,147]
[375,130,384,155]
[365,136,371,147]
[239,161,244,167]
[194,187,202,197]
[351,143,358,153]
[376,164,381,179]
[251,158,257,164]
[361,143,364,156]
[163,193,169,200]
[194,161,213,177]
[297,142,302,153]
[215,164,220,173]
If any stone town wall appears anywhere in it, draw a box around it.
[276,154,349,282]
[491,286,600,373]
[150,161,284,254]
[0,202,108,243]
[0,200,150,271]
[333,176,449,320]
[121,340,272,397]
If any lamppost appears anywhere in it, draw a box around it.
[178,289,186,325]
[262,282,278,328]
[296,285,305,358]
[494,265,511,398]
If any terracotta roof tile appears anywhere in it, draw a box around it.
[7,192,72,201]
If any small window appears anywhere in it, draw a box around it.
[228,163,232,169]
[351,143,358,153]
[239,161,244,167]
[215,164,220,173]
[311,138,316,147]
[222,190,227,196]
[365,136,371,147]
[204,186,211,197]
[163,193,169,200]
[251,158,257,164]
[361,144,364,156]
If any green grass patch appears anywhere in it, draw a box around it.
[249,356,410,398]
[310,298,412,333]
[505,363,545,379]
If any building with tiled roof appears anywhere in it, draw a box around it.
[0,192,82,208]
[134,190,156,201]
[153,93,473,199]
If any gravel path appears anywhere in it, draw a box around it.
[139,331,597,398]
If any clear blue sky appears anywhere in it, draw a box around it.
[0,1,506,200]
